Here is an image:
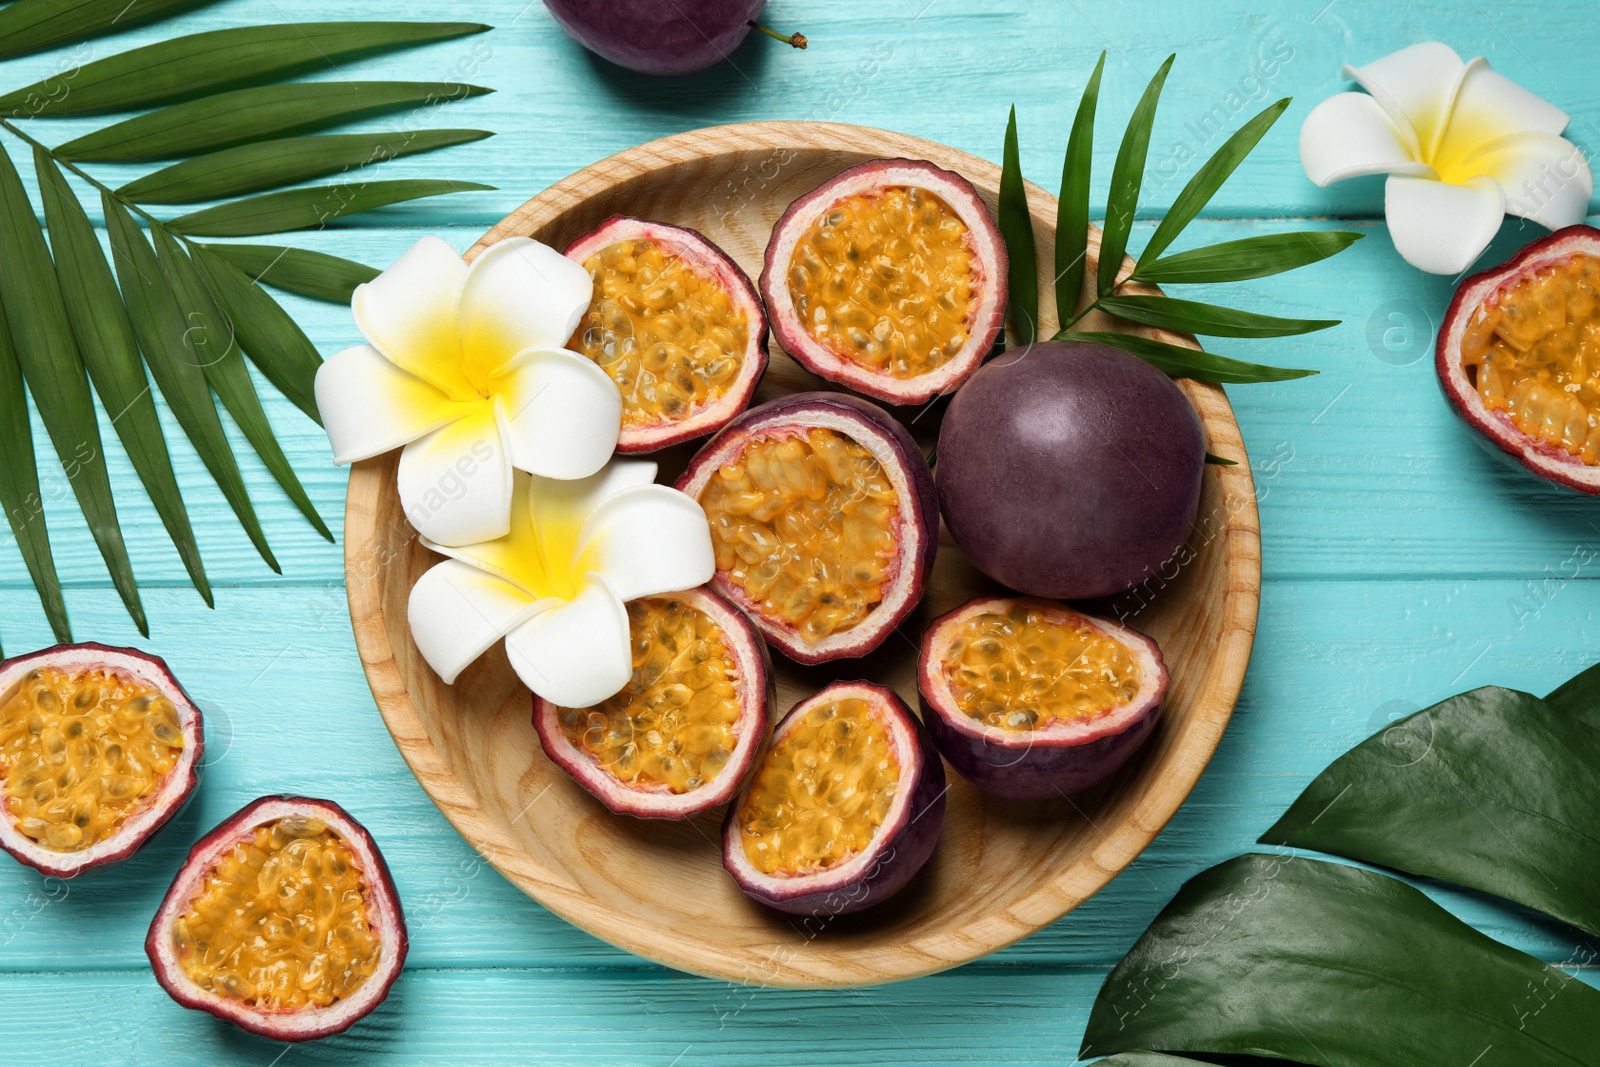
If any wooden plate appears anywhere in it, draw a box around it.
[345,121,1260,988]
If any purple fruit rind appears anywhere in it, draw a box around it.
[542,0,766,76]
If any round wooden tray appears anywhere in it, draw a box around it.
[345,121,1260,988]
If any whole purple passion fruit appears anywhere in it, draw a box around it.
[723,680,945,915]
[1438,225,1600,493]
[147,796,407,1042]
[937,340,1205,599]
[0,643,203,878]
[543,0,779,76]
[532,586,772,819]
[918,596,1167,798]
[675,392,938,665]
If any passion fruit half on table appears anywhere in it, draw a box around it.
[675,392,938,664]
[0,644,202,878]
[723,680,945,916]
[760,159,1007,405]
[566,215,768,452]
[147,796,406,1042]
[918,596,1168,798]
[1438,225,1600,493]
[533,586,771,819]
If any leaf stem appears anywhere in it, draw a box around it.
[748,21,807,49]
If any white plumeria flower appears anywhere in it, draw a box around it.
[1300,42,1593,274]
[407,458,714,708]
[315,236,624,547]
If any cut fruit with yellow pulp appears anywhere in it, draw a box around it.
[557,596,742,793]
[738,697,898,876]
[1461,254,1600,462]
[700,429,899,644]
[173,817,381,1010]
[789,186,976,379]
[0,667,183,852]
[940,605,1142,731]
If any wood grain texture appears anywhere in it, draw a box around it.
[343,122,1261,987]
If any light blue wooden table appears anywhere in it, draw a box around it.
[2,1,1597,1063]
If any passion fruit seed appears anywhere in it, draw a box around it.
[0,666,183,852]
[738,696,898,876]
[1459,253,1600,462]
[789,186,975,380]
[173,818,381,1011]
[941,605,1142,731]
[700,428,899,644]
[570,237,749,427]
[556,596,742,794]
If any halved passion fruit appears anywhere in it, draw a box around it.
[675,392,938,664]
[147,796,406,1042]
[918,596,1168,798]
[760,159,1007,405]
[723,680,945,915]
[0,644,202,878]
[533,586,771,819]
[566,215,768,452]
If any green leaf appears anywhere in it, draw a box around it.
[0,22,490,116]
[197,243,377,303]
[1096,54,1173,297]
[103,195,278,573]
[1203,453,1237,465]
[1082,854,1600,1067]
[166,178,493,237]
[1054,51,1103,328]
[0,0,217,63]
[1060,330,1315,383]
[0,140,145,634]
[1138,98,1289,268]
[1096,1057,1214,1067]
[998,106,1037,344]
[1544,660,1600,728]
[0,300,69,642]
[149,227,330,541]
[1096,295,1338,338]
[1134,231,1364,285]
[56,81,492,163]
[1260,683,1600,936]
[34,149,211,605]
[189,244,322,424]
[118,129,492,204]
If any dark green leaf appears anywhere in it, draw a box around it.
[1097,54,1173,297]
[0,22,489,116]
[0,0,216,63]
[1083,854,1600,1067]
[103,195,278,573]
[35,149,211,605]
[1097,1057,1215,1067]
[1055,52,1104,329]
[1203,453,1237,465]
[1060,330,1315,383]
[1541,660,1600,728]
[1260,684,1600,936]
[149,227,330,540]
[56,81,492,163]
[1096,295,1337,338]
[118,129,492,204]
[1138,99,1289,268]
[0,140,145,634]
[166,178,493,237]
[1134,232,1364,285]
[998,106,1037,344]
[197,243,377,303]
[190,244,321,424]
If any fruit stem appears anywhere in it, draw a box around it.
[749,21,807,49]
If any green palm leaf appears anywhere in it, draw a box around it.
[197,244,378,303]
[1133,232,1364,284]
[0,0,218,62]
[190,247,323,424]
[1062,329,1315,383]
[997,106,1037,343]
[1096,55,1172,297]
[1096,295,1337,338]
[1054,52,1103,327]
[167,178,494,237]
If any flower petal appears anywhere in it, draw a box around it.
[578,484,714,602]
[1300,92,1433,186]
[398,402,512,547]
[1343,42,1465,158]
[1384,174,1504,275]
[1433,58,1573,185]
[315,344,472,464]
[458,237,593,385]
[408,559,546,684]
[525,459,660,574]
[1465,132,1593,231]
[504,574,632,707]
[352,236,475,402]
[491,347,622,480]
